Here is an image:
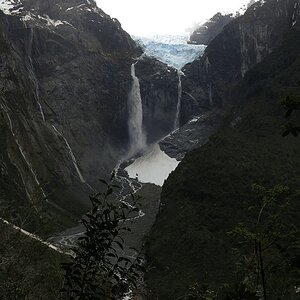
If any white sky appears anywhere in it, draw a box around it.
[95,0,250,36]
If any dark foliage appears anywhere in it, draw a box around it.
[145,25,300,300]
[0,222,64,300]
[61,175,144,299]
[281,94,300,137]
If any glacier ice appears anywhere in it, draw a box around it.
[134,34,206,70]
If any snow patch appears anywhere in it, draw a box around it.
[37,14,67,27]
[125,144,180,186]
[189,116,201,124]
[259,0,266,6]
[21,12,71,27]
[0,0,23,15]
[21,12,34,21]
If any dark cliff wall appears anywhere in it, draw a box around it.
[188,13,234,45]
[135,56,178,143]
[146,0,300,298]
[0,0,178,226]
[181,0,300,124]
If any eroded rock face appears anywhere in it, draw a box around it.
[181,0,300,121]
[188,13,234,46]
[159,109,222,161]
[0,0,179,219]
[146,1,300,298]
[169,0,300,163]
[135,56,178,144]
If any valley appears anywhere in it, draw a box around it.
[0,0,299,299]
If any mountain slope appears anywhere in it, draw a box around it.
[0,0,140,224]
[0,0,180,231]
[180,0,300,125]
[188,13,234,45]
[145,1,300,299]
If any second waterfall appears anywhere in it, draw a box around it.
[174,70,183,130]
[128,63,146,155]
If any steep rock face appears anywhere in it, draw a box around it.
[0,0,140,218]
[159,109,222,160]
[135,56,178,144]
[181,0,300,123]
[0,23,83,223]
[145,1,300,299]
[188,13,234,45]
[0,0,179,226]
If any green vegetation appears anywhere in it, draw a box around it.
[61,177,144,299]
[0,177,149,300]
[228,184,300,299]
[0,222,65,300]
[145,29,300,299]
[281,94,300,137]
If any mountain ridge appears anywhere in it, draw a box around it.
[188,12,234,45]
[145,0,300,298]
[0,0,180,232]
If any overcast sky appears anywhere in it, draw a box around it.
[96,0,250,36]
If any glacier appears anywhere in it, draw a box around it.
[134,34,206,70]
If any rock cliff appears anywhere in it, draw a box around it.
[188,13,234,45]
[0,0,178,227]
[146,0,300,298]
[181,0,300,123]
[135,56,179,144]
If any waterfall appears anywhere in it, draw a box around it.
[128,63,146,155]
[205,56,210,74]
[208,84,213,106]
[51,125,86,184]
[239,23,249,77]
[4,109,46,199]
[174,70,183,129]
[27,28,45,121]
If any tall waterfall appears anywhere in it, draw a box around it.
[174,70,183,129]
[27,29,45,121]
[128,63,146,155]
[208,84,213,106]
